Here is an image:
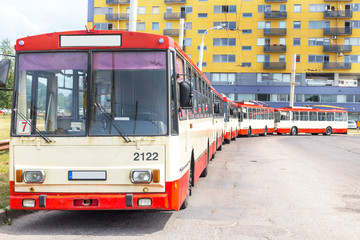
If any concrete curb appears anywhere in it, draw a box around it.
[0,207,29,224]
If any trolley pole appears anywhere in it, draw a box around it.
[289,54,299,108]
[129,0,138,32]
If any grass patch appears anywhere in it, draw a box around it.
[0,114,11,141]
[0,150,9,209]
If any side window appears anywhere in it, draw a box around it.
[171,51,179,135]
[292,111,299,121]
[176,56,187,120]
[310,112,317,121]
[192,72,198,119]
[186,66,193,119]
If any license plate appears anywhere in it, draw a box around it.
[68,171,107,180]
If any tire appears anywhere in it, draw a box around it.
[232,129,237,141]
[200,145,209,177]
[324,127,332,136]
[246,128,251,137]
[277,132,283,135]
[290,127,297,136]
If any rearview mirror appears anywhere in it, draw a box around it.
[179,81,193,109]
[0,59,10,87]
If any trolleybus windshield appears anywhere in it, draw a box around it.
[89,51,168,136]
[14,52,88,136]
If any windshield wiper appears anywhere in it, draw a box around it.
[94,102,131,143]
[14,109,52,143]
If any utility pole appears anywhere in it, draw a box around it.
[179,18,185,49]
[129,0,138,32]
[289,54,299,108]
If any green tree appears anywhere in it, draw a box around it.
[0,39,15,109]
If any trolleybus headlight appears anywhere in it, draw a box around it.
[138,198,152,207]
[130,170,152,183]
[23,170,45,183]
[22,199,36,208]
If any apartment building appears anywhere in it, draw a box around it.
[87,0,360,120]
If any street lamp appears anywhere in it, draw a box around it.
[198,24,226,71]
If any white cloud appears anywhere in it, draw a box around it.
[0,0,87,45]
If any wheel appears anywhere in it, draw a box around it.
[200,145,210,177]
[290,127,297,136]
[246,128,251,137]
[232,129,237,141]
[324,127,332,136]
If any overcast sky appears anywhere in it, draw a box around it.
[0,0,88,45]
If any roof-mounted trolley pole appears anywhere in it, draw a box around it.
[289,54,299,108]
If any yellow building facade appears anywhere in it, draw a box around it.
[88,0,360,119]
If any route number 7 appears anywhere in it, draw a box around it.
[17,120,31,135]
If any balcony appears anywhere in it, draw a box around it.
[164,29,180,36]
[323,62,351,69]
[264,28,287,36]
[324,10,353,18]
[324,27,352,35]
[106,0,130,4]
[105,13,129,20]
[165,0,186,3]
[265,0,287,2]
[323,45,352,52]
[263,62,286,69]
[164,12,186,20]
[263,45,286,52]
[264,11,287,19]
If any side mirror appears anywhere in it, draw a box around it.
[179,81,193,109]
[0,59,10,87]
[214,102,220,114]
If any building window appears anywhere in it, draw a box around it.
[212,73,236,84]
[198,13,208,18]
[214,5,237,13]
[152,22,159,30]
[242,29,252,34]
[308,38,330,46]
[213,55,236,63]
[197,62,207,67]
[308,55,329,63]
[258,5,271,13]
[257,94,270,101]
[293,21,301,29]
[242,46,252,51]
[243,13,252,18]
[137,22,145,31]
[309,21,330,29]
[345,55,360,63]
[294,4,301,13]
[197,46,207,51]
[165,22,172,29]
[213,38,236,46]
[309,4,328,12]
[293,38,301,46]
[305,95,320,102]
[241,62,252,67]
[296,55,301,63]
[182,6,193,14]
[184,38,192,46]
[138,7,146,15]
[198,29,206,34]
[257,55,269,63]
[258,21,270,29]
[184,22,192,30]
[214,22,236,30]
[279,55,285,62]
[94,7,113,15]
[152,6,160,14]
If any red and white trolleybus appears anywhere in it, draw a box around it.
[237,101,275,137]
[274,107,348,135]
[5,29,224,211]
[223,97,238,143]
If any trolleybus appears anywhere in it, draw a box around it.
[223,97,239,143]
[4,29,225,211]
[237,101,275,137]
[274,107,348,135]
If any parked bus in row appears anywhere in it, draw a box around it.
[223,97,239,143]
[237,101,275,137]
[274,107,348,135]
[2,29,235,211]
